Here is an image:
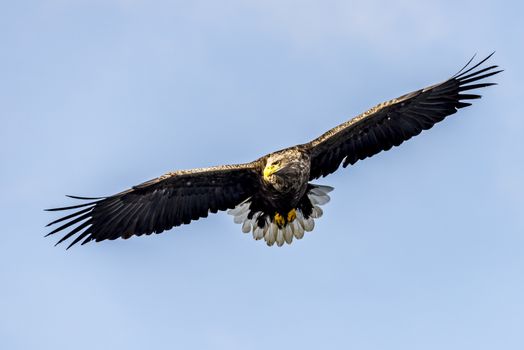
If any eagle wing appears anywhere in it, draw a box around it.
[307,54,501,180]
[46,163,260,248]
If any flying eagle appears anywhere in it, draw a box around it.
[46,54,501,248]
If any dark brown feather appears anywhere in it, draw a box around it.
[307,54,501,179]
[46,163,261,248]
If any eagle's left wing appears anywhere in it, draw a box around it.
[46,163,260,248]
[307,54,501,180]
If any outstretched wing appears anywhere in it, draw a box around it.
[307,53,501,180]
[46,163,261,248]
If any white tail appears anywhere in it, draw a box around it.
[227,184,334,246]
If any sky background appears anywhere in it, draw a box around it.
[1,1,523,349]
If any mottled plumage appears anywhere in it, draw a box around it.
[47,54,501,248]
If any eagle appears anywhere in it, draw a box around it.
[46,54,501,248]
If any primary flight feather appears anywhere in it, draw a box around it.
[46,53,501,248]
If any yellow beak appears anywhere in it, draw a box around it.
[263,164,280,179]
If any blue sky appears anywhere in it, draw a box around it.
[1,1,523,349]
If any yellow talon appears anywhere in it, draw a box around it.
[287,209,297,222]
[274,213,285,227]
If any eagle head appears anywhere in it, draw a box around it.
[262,151,310,192]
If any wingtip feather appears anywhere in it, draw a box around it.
[66,195,104,200]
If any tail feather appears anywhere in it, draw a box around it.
[227,184,334,246]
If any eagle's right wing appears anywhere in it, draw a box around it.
[46,162,261,248]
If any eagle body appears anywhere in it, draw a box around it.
[258,147,311,214]
[228,146,331,246]
[46,54,501,248]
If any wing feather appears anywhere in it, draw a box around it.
[307,54,501,179]
[46,162,260,248]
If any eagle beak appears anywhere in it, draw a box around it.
[263,164,280,179]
